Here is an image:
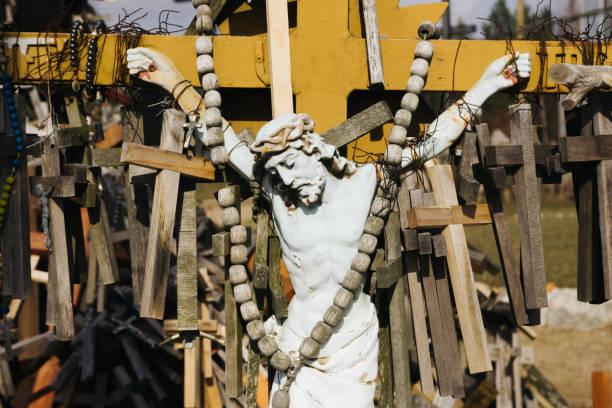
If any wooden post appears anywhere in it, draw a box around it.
[41,136,74,341]
[268,235,288,319]
[425,162,491,373]
[361,0,385,89]
[140,109,185,319]
[184,336,202,408]
[592,371,612,408]
[177,179,198,331]
[265,0,294,116]
[509,104,547,309]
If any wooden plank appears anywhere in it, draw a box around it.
[88,195,119,285]
[425,162,491,373]
[456,131,480,204]
[120,143,215,180]
[92,148,123,167]
[559,135,612,162]
[485,144,560,167]
[266,0,294,116]
[253,210,269,289]
[384,212,411,407]
[321,101,393,147]
[140,109,185,319]
[268,235,288,319]
[184,337,202,408]
[493,333,513,408]
[41,136,74,341]
[162,319,218,334]
[177,179,198,331]
[592,93,612,301]
[28,176,77,198]
[592,371,612,408]
[375,285,393,408]
[475,124,529,326]
[84,240,97,305]
[55,126,95,148]
[224,279,243,397]
[509,104,547,309]
[361,0,385,89]
[407,204,492,228]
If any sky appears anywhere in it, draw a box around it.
[90,0,574,37]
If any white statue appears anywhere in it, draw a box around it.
[126,47,531,407]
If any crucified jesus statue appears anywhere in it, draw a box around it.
[126,46,531,407]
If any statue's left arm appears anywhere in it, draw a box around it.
[126,47,255,179]
[400,52,531,168]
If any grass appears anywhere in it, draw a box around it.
[465,199,579,288]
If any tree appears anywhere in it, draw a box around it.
[481,0,552,40]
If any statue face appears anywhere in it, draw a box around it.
[265,147,326,207]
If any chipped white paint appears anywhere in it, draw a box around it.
[4,37,58,56]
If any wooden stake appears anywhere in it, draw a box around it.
[140,109,185,319]
[177,179,198,331]
[592,371,612,408]
[184,336,202,408]
[361,0,385,89]
[265,0,294,116]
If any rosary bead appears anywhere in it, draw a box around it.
[230,245,248,264]
[201,73,219,91]
[271,390,290,408]
[370,195,392,218]
[358,233,378,255]
[240,301,259,321]
[196,54,214,75]
[3,89,11,96]
[323,305,343,327]
[7,105,15,113]
[258,335,279,357]
[230,225,248,245]
[217,186,236,207]
[333,287,354,309]
[11,160,19,167]
[206,126,224,147]
[196,5,212,17]
[341,269,363,292]
[13,128,21,136]
[9,113,17,121]
[299,337,320,359]
[2,185,11,192]
[0,200,7,208]
[270,351,291,372]
[1,73,8,81]
[192,0,210,6]
[5,96,13,105]
[196,15,214,34]
[364,215,385,237]
[6,177,15,185]
[211,145,228,166]
[0,215,4,222]
[0,208,5,215]
[394,108,413,128]
[233,282,252,303]
[410,58,430,78]
[195,36,213,55]
[16,144,23,153]
[229,265,248,284]
[15,137,23,144]
[222,206,240,227]
[418,20,439,40]
[245,320,266,341]
[11,121,19,129]
[310,321,334,344]
[401,92,420,113]
[414,40,434,60]
[204,90,222,108]
[384,144,403,166]
[388,125,408,146]
[1,193,8,200]
[204,107,222,127]
[351,252,371,273]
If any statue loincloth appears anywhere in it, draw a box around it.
[266,301,378,408]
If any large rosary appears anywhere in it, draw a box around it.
[190,1,436,405]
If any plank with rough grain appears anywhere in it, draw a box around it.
[177,180,198,331]
[321,101,393,148]
[266,0,293,116]
[361,0,385,89]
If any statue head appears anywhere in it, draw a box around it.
[250,113,357,207]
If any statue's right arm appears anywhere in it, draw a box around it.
[126,47,254,180]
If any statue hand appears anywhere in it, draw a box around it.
[127,47,183,92]
[478,52,531,95]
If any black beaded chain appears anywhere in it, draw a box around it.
[85,20,106,101]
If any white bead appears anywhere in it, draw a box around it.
[358,234,378,255]
[394,108,412,128]
[196,15,213,34]
[195,36,213,55]
[230,245,248,264]
[333,288,354,309]
[211,145,228,165]
[406,75,425,95]
[351,253,371,273]
[229,265,248,284]
[192,0,209,6]
[310,321,333,344]
[246,320,266,340]
[341,269,363,291]
[388,125,407,146]
[196,4,211,17]
[414,40,434,60]
[201,73,219,91]
[233,283,252,303]
[258,336,278,357]
[371,195,392,218]
[271,390,290,408]
[197,54,214,75]
[206,127,224,147]
[240,301,259,321]
[401,93,420,112]
[204,90,221,108]
[364,215,385,236]
[410,58,430,78]
[385,144,403,166]
[204,107,222,127]
[222,207,240,227]
[323,305,343,327]
[217,187,236,207]
[230,225,248,244]
[299,337,320,359]
[270,351,291,371]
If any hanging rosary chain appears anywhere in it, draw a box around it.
[85,20,106,101]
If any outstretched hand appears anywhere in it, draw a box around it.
[127,47,183,92]
[478,52,531,94]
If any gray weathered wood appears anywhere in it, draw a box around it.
[253,211,269,289]
[177,179,198,331]
[509,104,547,309]
[140,109,185,319]
[268,235,288,319]
[92,148,123,167]
[456,131,480,204]
[361,0,385,89]
[321,101,393,147]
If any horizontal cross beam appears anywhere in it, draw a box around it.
[406,204,492,229]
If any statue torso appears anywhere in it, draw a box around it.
[264,163,378,342]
